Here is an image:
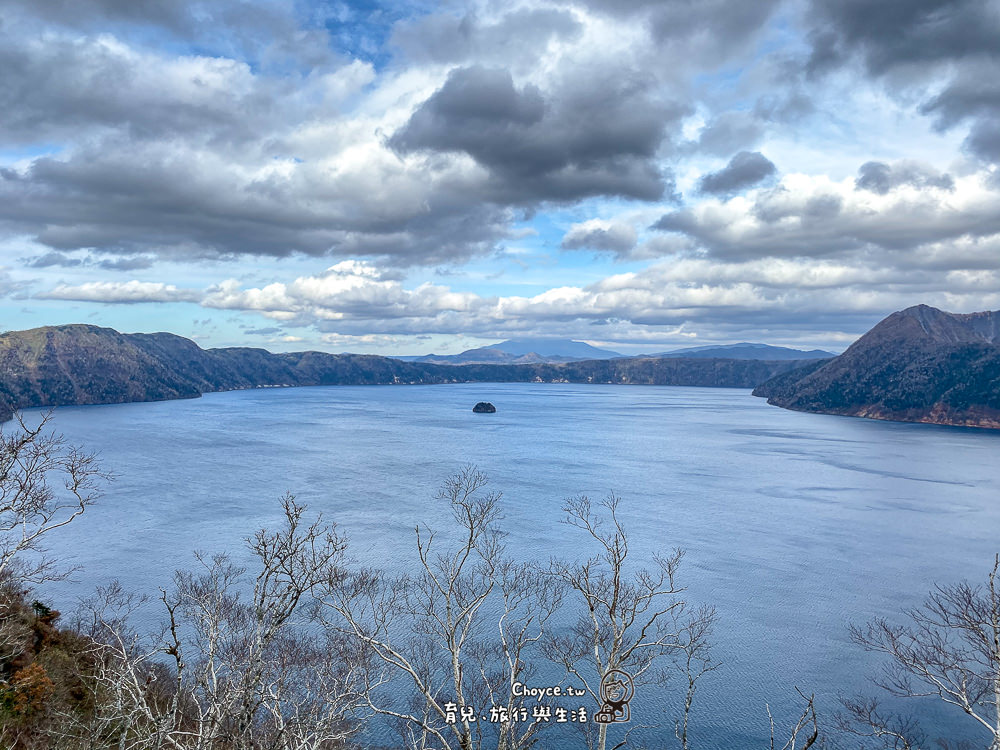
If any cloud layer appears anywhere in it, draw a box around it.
[2,0,999,351]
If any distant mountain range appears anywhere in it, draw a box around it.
[400,339,832,365]
[3,307,995,429]
[0,325,812,423]
[484,338,621,359]
[401,338,621,364]
[753,305,1000,428]
[651,343,835,360]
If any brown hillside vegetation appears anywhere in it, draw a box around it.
[754,305,1000,428]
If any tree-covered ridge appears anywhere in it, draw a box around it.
[753,305,1000,429]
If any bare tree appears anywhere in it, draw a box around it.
[58,581,172,749]
[546,494,716,750]
[0,574,32,666]
[835,695,925,750]
[843,555,1000,749]
[767,690,819,750]
[66,493,365,750]
[0,412,107,587]
[673,605,718,750]
[0,411,107,679]
[320,467,562,750]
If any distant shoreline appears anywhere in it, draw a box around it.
[0,323,812,425]
[12,376,1000,433]
[5,306,998,431]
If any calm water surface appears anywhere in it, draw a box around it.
[28,383,1000,747]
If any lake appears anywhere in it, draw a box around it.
[27,383,1000,747]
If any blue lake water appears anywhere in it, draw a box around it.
[25,383,1000,747]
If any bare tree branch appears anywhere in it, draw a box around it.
[547,493,713,750]
[843,555,1000,749]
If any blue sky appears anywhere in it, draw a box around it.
[1,0,998,355]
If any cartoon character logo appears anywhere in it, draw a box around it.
[594,668,634,724]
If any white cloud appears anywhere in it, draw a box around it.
[652,171,1000,261]
[561,219,638,253]
[5,0,1000,353]
[38,280,200,303]
[35,252,1000,350]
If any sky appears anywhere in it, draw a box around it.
[1,0,998,355]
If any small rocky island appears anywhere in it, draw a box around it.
[473,401,496,413]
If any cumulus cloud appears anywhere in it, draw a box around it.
[0,32,277,147]
[690,112,765,157]
[806,0,1000,163]
[26,250,154,270]
[390,64,686,203]
[321,332,409,349]
[0,4,698,266]
[0,122,514,265]
[38,280,201,303]
[698,151,777,195]
[579,0,783,65]
[4,0,1000,352]
[96,256,155,271]
[806,0,998,75]
[0,267,31,298]
[391,8,583,67]
[653,170,1000,261]
[28,252,83,268]
[0,0,340,70]
[5,0,985,277]
[32,251,1000,350]
[217,258,1000,344]
[0,15,507,266]
[561,220,638,254]
[855,160,955,194]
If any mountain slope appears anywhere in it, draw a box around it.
[0,326,204,414]
[484,338,620,358]
[753,305,1000,428]
[0,325,813,421]
[407,349,579,365]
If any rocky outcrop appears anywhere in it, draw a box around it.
[472,402,496,413]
